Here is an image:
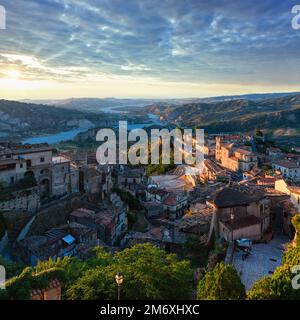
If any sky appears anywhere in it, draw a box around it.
[0,0,299,99]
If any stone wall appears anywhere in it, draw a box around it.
[0,187,40,212]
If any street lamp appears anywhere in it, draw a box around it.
[115,272,124,300]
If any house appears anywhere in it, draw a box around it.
[272,161,300,180]
[145,187,189,220]
[163,191,189,220]
[178,203,215,236]
[51,156,79,197]
[18,222,98,265]
[143,201,164,218]
[148,173,195,192]
[69,193,128,245]
[117,165,145,194]
[200,159,229,182]
[146,187,169,203]
[0,143,53,187]
[275,179,300,211]
[0,143,79,198]
[267,147,284,159]
[215,137,258,172]
[285,153,300,162]
[208,185,270,242]
[79,164,112,198]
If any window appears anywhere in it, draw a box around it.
[20,164,23,168]
[40,157,45,163]
[10,176,14,184]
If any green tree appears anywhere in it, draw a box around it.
[197,262,246,300]
[0,211,6,239]
[0,255,24,279]
[67,243,193,300]
[1,267,66,300]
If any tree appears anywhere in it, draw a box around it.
[1,267,66,300]
[0,211,6,239]
[247,261,300,300]
[0,255,24,279]
[197,262,246,300]
[67,243,193,300]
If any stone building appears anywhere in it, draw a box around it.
[145,187,189,220]
[69,193,128,245]
[79,164,112,199]
[117,165,145,195]
[200,159,229,182]
[208,185,270,241]
[0,143,79,198]
[0,143,53,187]
[275,179,300,211]
[215,137,257,172]
[0,186,40,212]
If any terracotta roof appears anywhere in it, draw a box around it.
[212,187,262,208]
[95,211,115,227]
[257,178,276,186]
[203,159,225,174]
[286,153,300,159]
[273,161,300,169]
[70,208,95,219]
[147,188,169,197]
[222,215,261,230]
[235,148,252,156]
[288,186,300,195]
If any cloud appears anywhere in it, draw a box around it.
[0,0,299,97]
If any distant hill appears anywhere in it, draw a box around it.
[194,92,300,103]
[0,100,102,137]
[21,98,158,112]
[142,94,300,134]
[21,92,300,112]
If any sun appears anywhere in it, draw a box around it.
[5,69,21,79]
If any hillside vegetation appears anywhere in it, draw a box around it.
[143,94,300,134]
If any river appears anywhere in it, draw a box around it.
[22,113,162,145]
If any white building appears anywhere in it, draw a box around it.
[272,161,300,180]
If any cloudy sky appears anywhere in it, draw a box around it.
[0,0,299,99]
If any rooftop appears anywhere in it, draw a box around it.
[52,156,70,164]
[273,161,300,169]
[70,208,95,219]
[235,148,253,156]
[212,186,264,208]
[222,215,261,230]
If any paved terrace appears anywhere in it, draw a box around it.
[232,234,288,291]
